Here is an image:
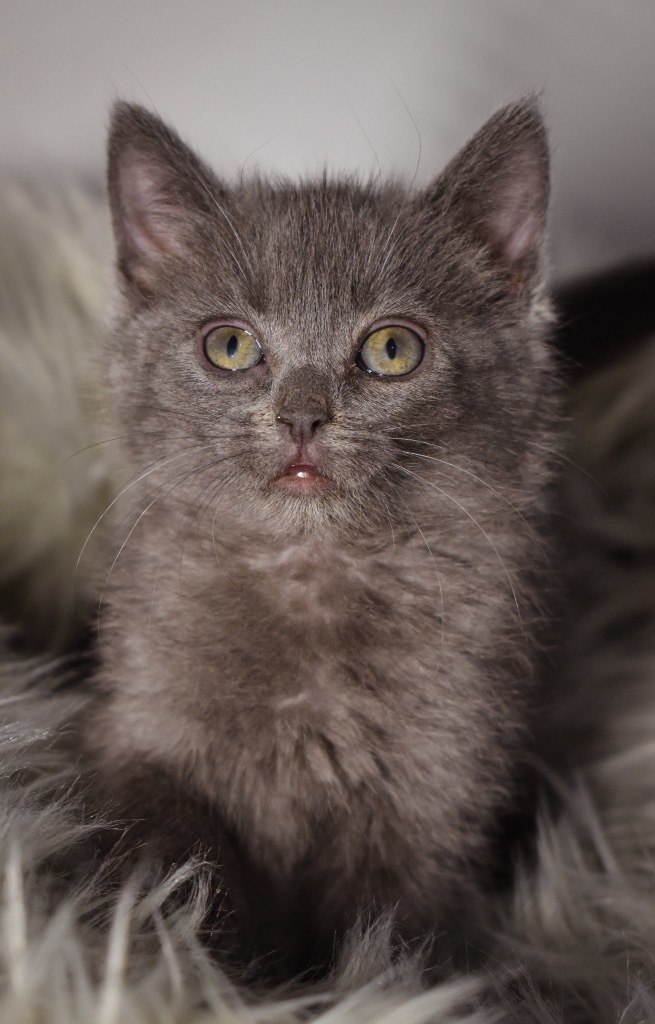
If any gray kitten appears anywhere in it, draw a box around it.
[82,98,557,975]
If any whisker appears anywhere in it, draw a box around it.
[98,454,228,629]
[386,436,450,452]
[147,453,250,625]
[64,433,200,464]
[237,121,293,183]
[525,440,609,499]
[376,490,397,554]
[209,469,253,585]
[75,444,214,576]
[185,170,253,285]
[343,92,383,186]
[406,507,445,648]
[96,494,160,634]
[174,456,251,592]
[391,79,423,193]
[393,443,542,543]
[397,465,525,634]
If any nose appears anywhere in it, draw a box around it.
[276,404,330,445]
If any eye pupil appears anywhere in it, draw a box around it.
[227,335,238,359]
[386,337,397,360]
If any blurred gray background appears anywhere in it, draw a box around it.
[2,0,654,278]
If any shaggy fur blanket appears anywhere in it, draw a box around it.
[1,186,655,1023]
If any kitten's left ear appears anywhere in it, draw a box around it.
[430,98,550,286]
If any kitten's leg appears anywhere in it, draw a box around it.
[85,757,316,982]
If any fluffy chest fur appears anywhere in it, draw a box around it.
[94,506,536,923]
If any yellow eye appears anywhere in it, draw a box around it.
[357,326,424,377]
[203,326,263,370]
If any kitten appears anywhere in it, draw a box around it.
[82,98,558,975]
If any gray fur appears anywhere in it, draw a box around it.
[82,99,558,971]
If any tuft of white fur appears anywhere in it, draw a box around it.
[1,188,655,1021]
[0,185,113,649]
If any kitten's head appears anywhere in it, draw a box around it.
[106,99,553,542]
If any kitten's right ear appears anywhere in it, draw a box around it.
[429,98,550,291]
[107,103,220,293]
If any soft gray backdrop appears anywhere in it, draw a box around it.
[2,0,654,277]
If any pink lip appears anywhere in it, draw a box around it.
[275,463,331,493]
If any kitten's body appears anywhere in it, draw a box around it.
[83,102,558,971]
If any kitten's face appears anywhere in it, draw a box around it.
[107,102,552,543]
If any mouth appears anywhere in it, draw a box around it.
[273,462,332,494]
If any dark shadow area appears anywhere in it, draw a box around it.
[555,258,655,380]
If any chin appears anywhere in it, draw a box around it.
[260,489,357,542]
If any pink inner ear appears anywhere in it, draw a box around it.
[118,149,185,260]
[487,154,544,266]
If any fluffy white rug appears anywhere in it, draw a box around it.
[1,186,655,1023]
